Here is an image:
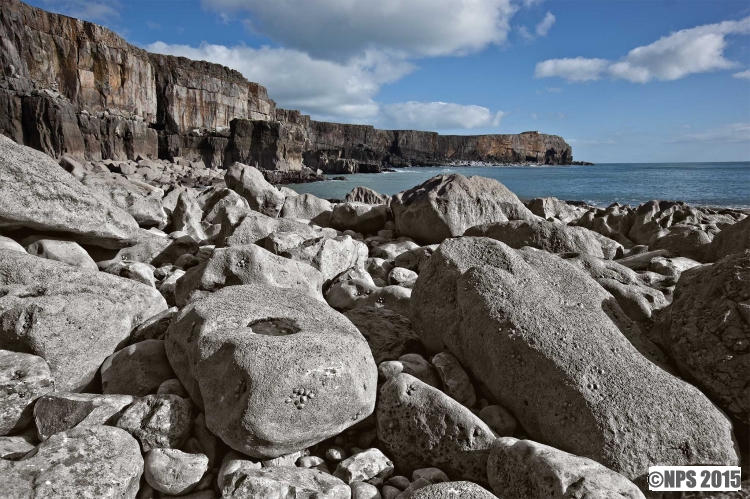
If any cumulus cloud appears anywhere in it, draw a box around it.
[536,16,750,83]
[671,123,750,143]
[379,101,506,130]
[536,12,555,37]
[200,0,517,60]
[41,0,120,22]
[535,57,610,82]
[734,70,750,79]
[148,42,414,122]
[523,0,544,7]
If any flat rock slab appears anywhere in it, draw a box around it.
[34,392,135,441]
[165,284,377,458]
[116,394,193,452]
[0,249,167,391]
[487,437,644,499]
[0,134,138,248]
[0,425,143,499]
[220,466,351,499]
[411,481,498,499]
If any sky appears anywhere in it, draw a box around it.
[29,0,750,163]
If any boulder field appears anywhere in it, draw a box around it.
[0,135,748,498]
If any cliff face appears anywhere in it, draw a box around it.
[0,0,573,171]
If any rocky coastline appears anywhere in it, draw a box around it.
[1,131,749,498]
[0,0,574,185]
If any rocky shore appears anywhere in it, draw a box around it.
[1,132,749,499]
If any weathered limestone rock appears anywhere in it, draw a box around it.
[377,374,495,484]
[478,405,517,437]
[101,340,176,397]
[527,197,586,224]
[410,481,497,499]
[0,434,35,460]
[465,219,623,259]
[571,204,635,248]
[0,135,139,248]
[334,448,394,484]
[279,235,368,281]
[0,350,53,435]
[393,245,439,273]
[388,267,418,288]
[0,249,167,391]
[703,217,750,263]
[91,228,198,268]
[78,172,167,227]
[410,237,739,483]
[487,437,645,499]
[331,202,390,235]
[343,307,425,364]
[0,426,143,499]
[165,285,377,458]
[175,244,325,307]
[224,209,319,247]
[346,186,390,205]
[116,394,193,451]
[225,162,285,217]
[144,448,209,495]
[104,260,156,287]
[281,193,333,226]
[431,352,476,407]
[219,466,351,499]
[33,392,134,441]
[391,174,535,244]
[370,240,421,260]
[173,191,208,243]
[23,237,98,270]
[0,236,25,253]
[666,250,750,424]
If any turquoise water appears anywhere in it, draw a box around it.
[288,162,750,209]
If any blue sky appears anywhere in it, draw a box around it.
[31,0,750,163]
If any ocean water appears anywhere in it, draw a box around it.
[288,162,750,209]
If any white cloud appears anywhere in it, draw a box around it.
[518,26,535,41]
[546,86,562,93]
[201,0,517,60]
[148,42,413,122]
[531,112,538,120]
[42,0,120,22]
[523,0,544,7]
[380,101,506,130]
[671,123,750,143]
[536,16,750,83]
[733,70,750,79]
[535,57,609,81]
[536,12,555,37]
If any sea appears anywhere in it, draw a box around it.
[287,162,750,210]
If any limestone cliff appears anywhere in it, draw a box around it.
[0,0,574,171]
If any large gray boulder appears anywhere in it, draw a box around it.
[78,172,167,227]
[703,216,750,263]
[346,186,390,206]
[465,219,623,259]
[219,466,351,499]
[280,193,333,226]
[0,135,139,248]
[487,437,645,499]
[343,307,425,364]
[331,202,390,235]
[174,244,325,307]
[279,235,368,281]
[377,373,495,484]
[410,237,739,483]
[527,197,586,224]
[666,250,750,425]
[100,340,176,397]
[0,350,54,435]
[23,237,99,271]
[390,174,535,244]
[0,425,143,499]
[165,285,377,458]
[225,162,285,217]
[224,210,319,247]
[90,228,199,269]
[116,394,193,451]
[0,250,167,391]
